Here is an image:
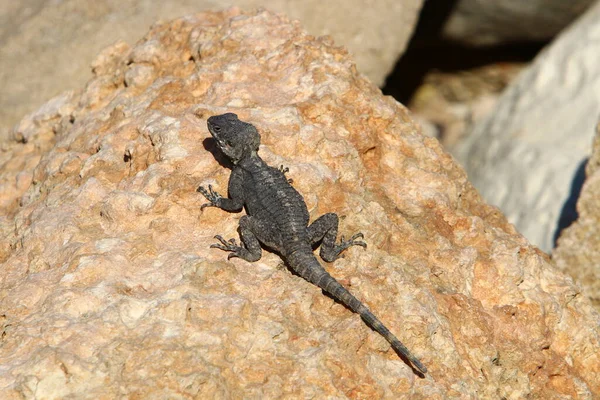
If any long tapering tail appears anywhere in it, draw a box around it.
[290,251,427,374]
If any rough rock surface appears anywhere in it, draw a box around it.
[1,9,599,399]
[439,0,594,46]
[455,1,600,252]
[553,124,600,311]
[0,0,422,139]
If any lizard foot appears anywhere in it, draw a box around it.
[338,232,367,251]
[210,235,246,260]
[197,184,223,210]
[323,233,367,261]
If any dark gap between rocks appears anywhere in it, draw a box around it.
[382,0,547,105]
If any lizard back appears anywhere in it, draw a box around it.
[239,157,311,253]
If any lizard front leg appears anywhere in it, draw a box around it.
[197,167,244,212]
[307,213,366,262]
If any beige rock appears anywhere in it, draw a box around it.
[0,0,423,139]
[553,124,600,311]
[1,9,599,398]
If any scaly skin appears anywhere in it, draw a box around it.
[198,113,427,374]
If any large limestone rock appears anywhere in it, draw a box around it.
[1,9,599,398]
[455,1,600,252]
[553,124,600,311]
[438,0,594,46]
[0,0,422,139]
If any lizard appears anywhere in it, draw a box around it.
[197,112,427,374]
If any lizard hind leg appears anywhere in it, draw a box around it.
[307,213,367,263]
[210,215,265,262]
[210,215,284,262]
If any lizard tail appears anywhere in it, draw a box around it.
[298,257,427,374]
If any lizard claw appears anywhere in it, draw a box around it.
[321,231,367,262]
[210,234,244,257]
[213,234,227,243]
[279,165,293,184]
[198,184,223,210]
[339,232,367,249]
[348,232,367,248]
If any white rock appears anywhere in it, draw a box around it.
[455,1,600,252]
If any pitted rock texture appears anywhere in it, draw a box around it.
[0,0,423,138]
[1,9,599,399]
[553,124,600,311]
[455,1,600,252]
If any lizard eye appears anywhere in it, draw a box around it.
[213,126,221,132]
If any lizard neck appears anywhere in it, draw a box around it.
[237,152,263,169]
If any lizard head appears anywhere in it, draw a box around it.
[206,113,261,164]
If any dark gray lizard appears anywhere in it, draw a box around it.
[198,113,427,374]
